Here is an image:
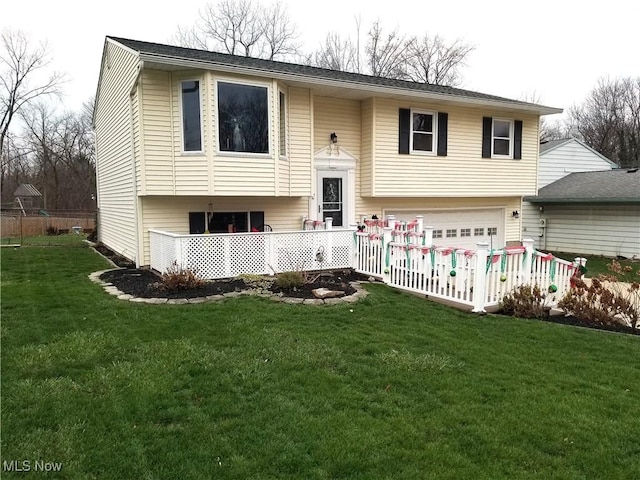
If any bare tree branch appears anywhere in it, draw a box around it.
[365,21,407,78]
[312,32,358,72]
[174,0,300,60]
[0,29,65,158]
[404,34,474,86]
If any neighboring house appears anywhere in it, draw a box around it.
[93,36,561,266]
[524,168,640,258]
[522,138,639,258]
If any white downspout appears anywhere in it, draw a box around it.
[129,60,144,267]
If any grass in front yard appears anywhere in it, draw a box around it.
[2,243,639,479]
[549,250,639,282]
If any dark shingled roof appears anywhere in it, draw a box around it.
[539,138,571,154]
[524,169,640,203]
[107,36,559,112]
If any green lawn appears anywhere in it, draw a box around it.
[548,251,639,282]
[2,241,639,479]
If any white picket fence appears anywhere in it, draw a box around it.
[149,215,579,312]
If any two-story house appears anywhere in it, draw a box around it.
[93,37,561,267]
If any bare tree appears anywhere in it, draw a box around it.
[310,18,473,86]
[568,76,640,168]
[174,0,300,61]
[0,29,64,159]
[404,34,474,86]
[312,32,358,72]
[365,21,407,78]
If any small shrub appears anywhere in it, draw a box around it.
[274,271,305,291]
[46,226,59,236]
[157,261,206,291]
[559,265,639,329]
[500,284,551,319]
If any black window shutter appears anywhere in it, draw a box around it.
[399,108,410,154]
[513,120,523,159]
[482,116,492,158]
[437,112,448,156]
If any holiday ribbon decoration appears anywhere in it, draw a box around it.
[450,249,457,277]
[385,241,392,267]
[500,250,508,282]
[548,258,558,293]
[486,248,494,274]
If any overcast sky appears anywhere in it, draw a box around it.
[3,0,638,124]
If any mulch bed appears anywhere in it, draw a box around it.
[539,314,639,336]
[99,268,361,300]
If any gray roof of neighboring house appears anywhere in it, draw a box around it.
[106,36,561,114]
[14,184,42,197]
[524,168,640,203]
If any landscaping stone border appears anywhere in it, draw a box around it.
[88,269,369,305]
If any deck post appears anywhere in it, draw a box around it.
[472,242,490,313]
[522,238,535,285]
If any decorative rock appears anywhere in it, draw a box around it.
[323,297,344,305]
[224,291,242,298]
[117,294,134,300]
[167,298,188,305]
[284,297,304,304]
[312,287,344,299]
[303,298,324,305]
[129,297,148,303]
[206,294,225,301]
[146,298,168,304]
[188,297,207,304]
[342,295,359,303]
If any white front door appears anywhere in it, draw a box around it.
[317,170,347,227]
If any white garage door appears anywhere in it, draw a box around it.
[385,209,505,250]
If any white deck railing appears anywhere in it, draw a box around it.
[150,228,355,279]
[149,214,579,312]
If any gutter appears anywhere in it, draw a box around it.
[524,196,640,204]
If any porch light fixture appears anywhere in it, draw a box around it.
[512,210,520,219]
[330,132,338,144]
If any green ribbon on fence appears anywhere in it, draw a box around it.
[385,242,391,267]
[486,249,494,274]
[550,259,557,282]
[501,251,507,274]
[406,246,411,265]
[430,248,435,269]
[451,250,457,269]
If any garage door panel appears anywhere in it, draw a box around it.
[386,209,504,250]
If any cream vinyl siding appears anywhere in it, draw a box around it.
[94,41,140,262]
[536,204,640,258]
[288,87,312,196]
[372,98,539,197]
[356,196,524,245]
[140,69,173,194]
[313,96,361,159]
[360,98,374,197]
[139,196,309,265]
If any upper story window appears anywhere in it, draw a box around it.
[218,81,269,154]
[411,110,436,153]
[181,80,202,152]
[492,119,513,157]
[482,117,523,160]
[399,108,448,156]
[279,91,286,156]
